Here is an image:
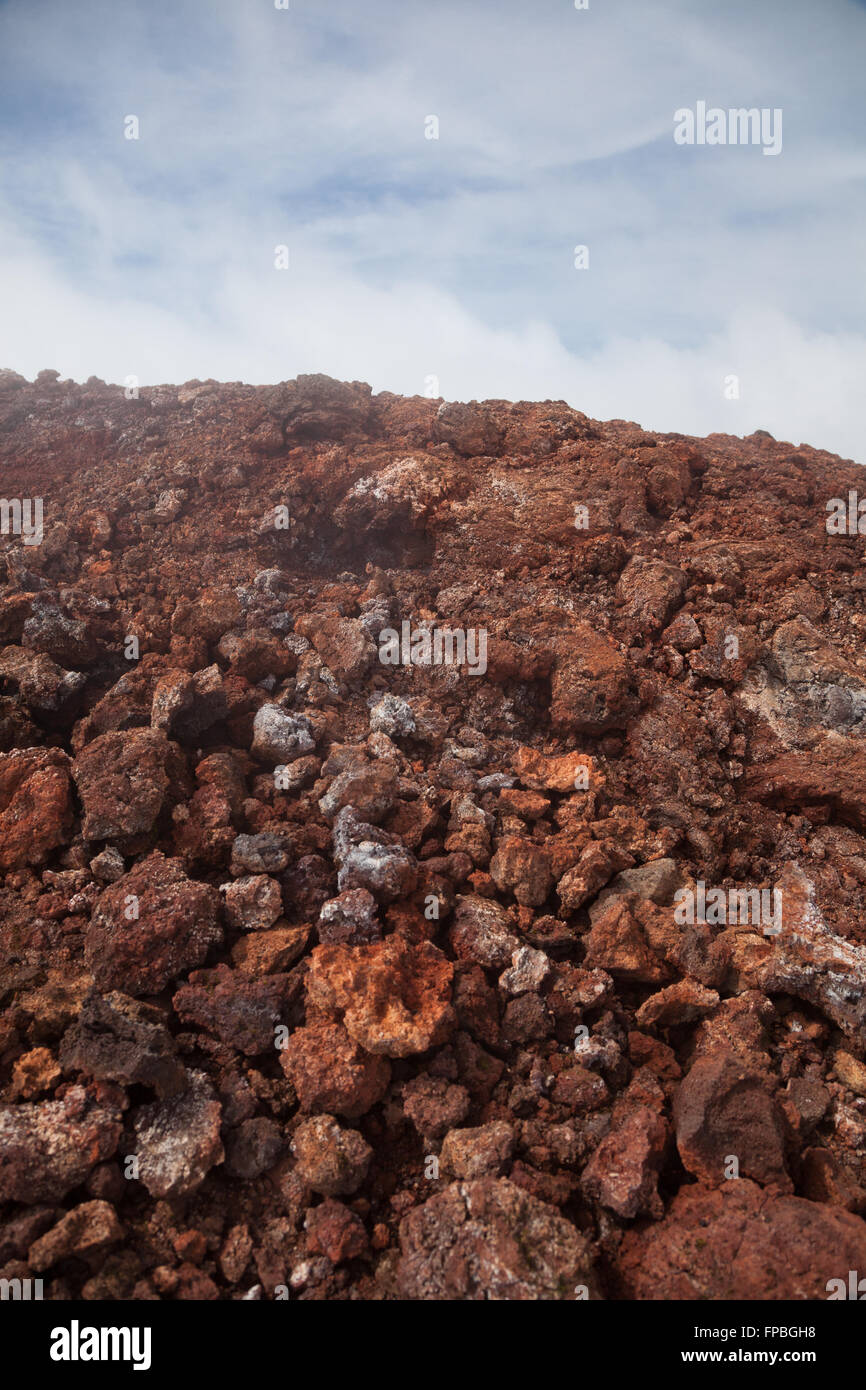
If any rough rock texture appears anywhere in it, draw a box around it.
[28,1199,123,1272]
[396,1178,599,1299]
[3,371,866,1301]
[617,1180,866,1300]
[0,747,72,869]
[72,728,184,843]
[290,1113,371,1196]
[133,1070,224,1199]
[60,991,186,1098]
[85,851,223,995]
[0,1087,122,1203]
[306,936,454,1057]
[280,1019,391,1119]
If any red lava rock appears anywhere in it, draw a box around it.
[498,787,550,821]
[0,1086,122,1203]
[250,705,315,765]
[319,759,399,823]
[231,923,310,975]
[6,373,866,1302]
[449,893,520,969]
[401,1074,471,1145]
[582,895,672,985]
[551,1063,609,1111]
[291,1113,371,1196]
[305,1198,368,1263]
[615,556,687,634]
[334,456,445,533]
[28,1199,123,1272]
[306,615,376,683]
[270,374,372,443]
[800,1147,866,1211]
[60,991,186,1098]
[73,727,185,843]
[173,965,295,1055]
[635,979,720,1029]
[223,874,283,931]
[452,965,501,1048]
[171,587,241,644]
[151,664,227,740]
[440,1122,515,1180]
[281,1018,391,1119]
[396,1178,600,1300]
[0,646,85,727]
[230,829,293,876]
[86,851,223,995]
[616,1179,866,1300]
[512,745,604,794]
[219,1223,253,1283]
[173,1228,208,1264]
[10,1046,61,1099]
[0,746,72,870]
[490,836,554,908]
[581,1106,668,1218]
[722,862,866,1039]
[331,807,418,900]
[501,991,553,1044]
[744,743,866,829]
[673,1049,791,1190]
[317,887,382,946]
[219,629,293,682]
[498,945,550,995]
[223,1117,284,1178]
[432,400,504,457]
[557,842,629,913]
[306,935,454,1058]
[550,622,637,735]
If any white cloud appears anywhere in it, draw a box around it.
[0,0,864,461]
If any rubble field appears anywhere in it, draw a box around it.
[2,367,866,1300]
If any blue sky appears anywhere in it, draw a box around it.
[1,0,865,459]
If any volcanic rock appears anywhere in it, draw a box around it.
[291,1114,371,1196]
[306,936,454,1057]
[0,1087,122,1204]
[73,728,185,843]
[60,991,186,1097]
[0,746,72,870]
[28,1200,123,1272]
[396,1178,600,1300]
[132,1070,224,1198]
[4,372,866,1303]
[281,1018,391,1119]
[440,1122,516,1180]
[617,1180,866,1300]
[85,852,223,995]
[582,1105,668,1218]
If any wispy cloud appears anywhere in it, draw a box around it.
[1,0,864,460]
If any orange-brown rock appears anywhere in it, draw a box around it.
[0,746,72,870]
[4,370,866,1303]
[512,745,603,794]
[616,1180,866,1300]
[281,1018,391,1118]
[306,936,454,1057]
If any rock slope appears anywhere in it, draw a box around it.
[2,367,866,1300]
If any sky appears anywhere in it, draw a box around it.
[0,0,865,460]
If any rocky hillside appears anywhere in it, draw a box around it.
[2,367,866,1300]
